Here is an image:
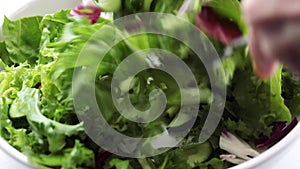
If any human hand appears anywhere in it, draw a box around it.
[242,0,300,79]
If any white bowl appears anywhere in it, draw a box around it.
[1,1,300,169]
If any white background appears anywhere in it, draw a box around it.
[0,0,32,24]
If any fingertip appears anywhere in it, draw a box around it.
[253,62,279,80]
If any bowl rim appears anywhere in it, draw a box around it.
[229,119,300,169]
[0,137,37,168]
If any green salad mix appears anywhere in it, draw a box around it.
[0,0,299,169]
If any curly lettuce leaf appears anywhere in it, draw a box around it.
[29,140,95,169]
[10,87,84,153]
[106,158,133,169]
[225,58,291,139]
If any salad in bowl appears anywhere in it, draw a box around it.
[0,0,299,169]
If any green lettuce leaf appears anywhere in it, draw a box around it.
[2,16,43,64]
[10,87,84,153]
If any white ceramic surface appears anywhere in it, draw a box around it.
[0,1,300,169]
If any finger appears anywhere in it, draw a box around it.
[243,0,300,24]
[249,28,279,79]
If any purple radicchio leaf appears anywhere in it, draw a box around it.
[195,7,243,45]
[96,149,113,166]
[255,117,298,150]
[71,4,101,24]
